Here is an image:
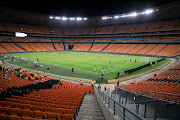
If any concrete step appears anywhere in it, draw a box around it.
[81,104,99,107]
[79,109,101,113]
[77,94,105,120]
[79,106,101,110]
[78,112,103,117]
[76,116,105,120]
[82,101,99,104]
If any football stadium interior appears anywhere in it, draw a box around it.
[0,1,180,120]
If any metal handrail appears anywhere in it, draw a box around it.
[119,86,180,96]
[94,85,146,120]
[118,86,180,103]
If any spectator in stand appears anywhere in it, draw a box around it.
[30,71,34,77]
[44,72,46,77]
[34,72,38,80]
[117,80,120,87]
[23,68,25,72]
[3,71,7,79]
[16,71,20,77]
[59,80,62,86]
[165,75,169,81]
[0,65,2,71]
[36,78,39,83]
[133,79,136,84]
[80,80,83,86]
[59,78,62,85]
[104,86,106,91]
[91,81,94,87]
[98,84,101,90]
[154,72,157,76]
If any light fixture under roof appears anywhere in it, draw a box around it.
[62,17,68,20]
[55,16,61,20]
[69,17,76,20]
[76,17,82,21]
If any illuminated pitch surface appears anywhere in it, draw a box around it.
[6,51,167,83]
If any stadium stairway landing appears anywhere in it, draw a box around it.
[76,94,105,120]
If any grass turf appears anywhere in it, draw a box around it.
[2,51,168,83]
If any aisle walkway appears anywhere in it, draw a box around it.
[76,94,105,120]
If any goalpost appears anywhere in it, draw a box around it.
[37,50,45,53]
[140,57,150,63]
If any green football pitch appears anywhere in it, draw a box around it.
[3,51,168,83]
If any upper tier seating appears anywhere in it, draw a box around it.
[0,19,180,34]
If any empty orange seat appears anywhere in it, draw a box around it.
[39,102,49,107]
[21,117,36,120]
[13,99,21,103]
[22,104,32,110]
[43,107,53,113]
[65,109,76,117]
[58,105,68,109]
[68,106,78,111]
[21,109,33,117]
[46,112,59,120]
[60,114,73,120]
[8,116,21,120]
[13,103,22,109]
[0,107,8,115]
[54,108,65,115]
[33,111,46,119]
[48,104,57,108]
[0,101,4,107]
[32,105,43,111]
[30,101,39,106]
[0,114,8,120]
[9,108,20,116]
[4,102,13,108]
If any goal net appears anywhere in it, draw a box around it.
[37,50,45,53]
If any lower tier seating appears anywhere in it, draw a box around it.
[119,63,180,103]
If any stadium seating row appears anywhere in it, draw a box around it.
[119,63,180,102]
[0,19,180,34]
[0,42,179,56]
[0,85,93,120]
[1,37,179,43]
[0,64,54,92]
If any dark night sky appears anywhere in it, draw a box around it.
[1,0,179,17]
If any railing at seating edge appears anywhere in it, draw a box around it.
[118,86,180,103]
[94,85,146,120]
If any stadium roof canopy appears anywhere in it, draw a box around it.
[0,1,180,27]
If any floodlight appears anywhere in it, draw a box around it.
[102,16,108,19]
[120,14,126,17]
[55,16,61,20]
[69,17,76,20]
[83,17,87,20]
[107,16,113,19]
[114,15,119,19]
[128,12,137,17]
[144,9,154,14]
[76,17,82,21]
[62,17,68,20]
[49,16,54,19]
